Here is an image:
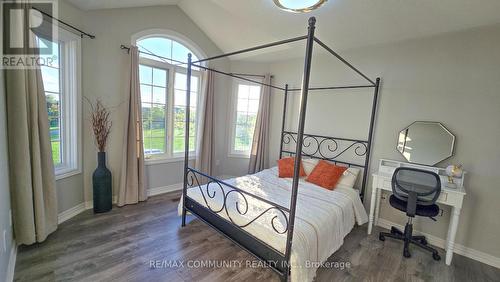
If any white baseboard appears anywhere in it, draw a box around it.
[58,202,87,224]
[376,218,500,269]
[54,181,185,228]
[148,183,183,196]
[6,241,17,282]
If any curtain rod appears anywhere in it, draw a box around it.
[32,7,95,39]
[120,45,188,66]
[230,73,274,79]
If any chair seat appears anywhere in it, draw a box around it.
[389,195,439,217]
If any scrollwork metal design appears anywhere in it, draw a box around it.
[185,168,289,235]
[281,131,368,165]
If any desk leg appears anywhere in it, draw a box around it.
[445,207,461,265]
[368,186,378,235]
[374,188,382,226]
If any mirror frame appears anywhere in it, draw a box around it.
[396,121,456,166]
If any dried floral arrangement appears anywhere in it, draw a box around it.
[86,98,112,152]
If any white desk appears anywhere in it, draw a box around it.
[368,159,466,265]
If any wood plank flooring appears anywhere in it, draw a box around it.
[14,191,500,282]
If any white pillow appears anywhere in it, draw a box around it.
[338,167,361,188]
[302,158,319,175]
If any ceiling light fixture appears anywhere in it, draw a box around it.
[273,0,328,13]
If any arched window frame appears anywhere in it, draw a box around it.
[132,30,206,163]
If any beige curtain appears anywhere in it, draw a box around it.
[248,74,272,174]
[118,46,147,206]
[195,70,215,175]
[5,2,58,245]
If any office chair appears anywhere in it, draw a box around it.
[379,167,441,261]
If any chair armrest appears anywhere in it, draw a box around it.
[406,191,417,217]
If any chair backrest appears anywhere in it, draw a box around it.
[391,167,441,206]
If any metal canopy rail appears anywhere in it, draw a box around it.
[180,16,380,282]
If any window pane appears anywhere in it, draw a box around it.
[173,136,184,153]
[152,68,167,87]
[39,38,62,166]
[233,83,261,153]
[190,76,199,92]
[237,99,248,112]
[138,37,172,62]
[51,141,61,164]
[190,91,197,106]
[151,105,166,122]
[142,103,151,121]
[49,120,60,141]
[140,85,152,103]
[41,66,59,92]
[236,112,247,125]
[152,87,166,104]
[139,65,152,85]
[248,99,260,113]
[174,89,186,106]
[249,85,261,100]
[238,85,249,99]
[172,41,190,64]
[46,93,60,119]
[173,106,184,122]
[175,73,187,90]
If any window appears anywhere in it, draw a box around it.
[229,80,262,157]
[37,28,81,179]
[137,36,201,160]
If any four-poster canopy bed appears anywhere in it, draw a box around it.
[180,17,381,282]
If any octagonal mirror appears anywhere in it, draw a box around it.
[397,121,455,166]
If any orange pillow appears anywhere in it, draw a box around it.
[277,157,307,178]
[306,160,347,190]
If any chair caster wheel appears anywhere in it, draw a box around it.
[379,234,385,241]
[403,249,411,258]
[433,253,441,261]
[390,227,398,234]
[420,238,428,245]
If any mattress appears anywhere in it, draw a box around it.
[178,166,368,282]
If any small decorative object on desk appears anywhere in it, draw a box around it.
[445,164,463,188]
[88,98,113,213]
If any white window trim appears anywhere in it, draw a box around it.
[139,57,201,162]
[228,78,263,158]
[41,26,82,180]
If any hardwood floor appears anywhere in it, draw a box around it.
[14,192,500,282]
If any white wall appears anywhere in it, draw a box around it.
[79,5,230,202]
[259,24,500,258]
[54,0,86,214]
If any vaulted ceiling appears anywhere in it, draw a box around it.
[67,0,500,61]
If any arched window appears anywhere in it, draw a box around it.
[135,34,203,160]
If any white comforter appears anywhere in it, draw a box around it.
[178,167,368,282]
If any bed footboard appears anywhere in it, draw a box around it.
[182,167,290,277]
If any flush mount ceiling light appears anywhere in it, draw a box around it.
[273,0,328,13]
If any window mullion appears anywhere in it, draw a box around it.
[167,66,175,157]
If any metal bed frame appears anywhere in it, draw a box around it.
[181,17,380,281]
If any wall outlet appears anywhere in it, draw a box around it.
[215,159,220,166]
[2,230,6,253]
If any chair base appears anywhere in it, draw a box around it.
[379,224,441,261]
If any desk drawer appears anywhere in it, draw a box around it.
[438,192,448,202]
[381,179,391,189]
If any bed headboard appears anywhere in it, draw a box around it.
[279,131,370,198]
